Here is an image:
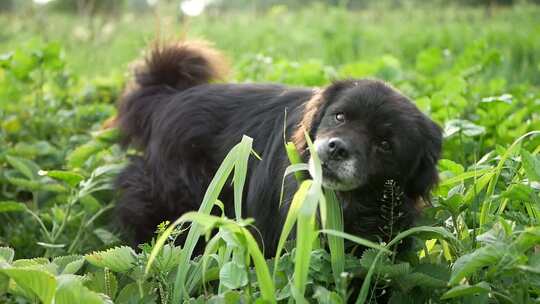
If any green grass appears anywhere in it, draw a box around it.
[1,3,539,83]
[1,2,540,303]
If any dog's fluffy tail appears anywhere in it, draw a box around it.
[135,40,229,90]
[117,40,229,148]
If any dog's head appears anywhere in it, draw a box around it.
[293,79,442,199]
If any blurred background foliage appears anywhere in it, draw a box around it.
[2,0,540,12]
[1,0,539,84]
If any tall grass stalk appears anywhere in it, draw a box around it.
[320,190,345,285]
[144,136,254,302]
[480,131,540,227]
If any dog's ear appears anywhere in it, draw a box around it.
[405,117,443,200]
[292,81,353,153]
[292,89,324,153]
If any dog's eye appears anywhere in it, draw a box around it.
[335,112,345,123]
[379,140,391,152]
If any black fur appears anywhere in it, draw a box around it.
[115,42,442,255]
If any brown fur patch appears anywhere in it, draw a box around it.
[292,88,325,153]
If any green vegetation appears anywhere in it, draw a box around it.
[1,2,540,303]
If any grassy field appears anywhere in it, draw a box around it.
[1,2,540,303]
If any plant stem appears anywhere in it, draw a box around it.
[24,207,53,242]
[52,191,78,242]
[67,214,87,254]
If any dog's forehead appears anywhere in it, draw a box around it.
[335,82,401,107]
[325,85,425,140]
[333,85,413,118]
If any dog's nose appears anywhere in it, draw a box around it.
[327,138,349,160]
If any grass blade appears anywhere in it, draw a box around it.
[293,180,322,302]
[319,230,390,253]
[241,227,276,302]
[171,143,240,302]
[144,142,240,302]
[273,180,312,279]
[480,131,540,226]
[355,250,386,304]
[321,190,345,283]
[234,136,253,220]
[286,141,308,183]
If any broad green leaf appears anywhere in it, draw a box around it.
[52,255,84,275]
[513,226,540,253]
[449,246,503,285]
[219,261,248,290]
[313,286,344,304]
[0,201,26,213]
[396,263,450,291]
[94,127,120,143]
[200,233,228,285]
[444,119,485,138]
[5,177,39,190]
[12,258,49,268]
[115,282,156,304]
[0,271,8,296]
[358,248,409,277]
[93,228,121,245]
[55,274,105,304]
[89,164,125,178]
[42,170,84,187]
[438,159,465,175]
[85,269,118,300]
[501,183,536,202]
[463,171,494,204]
[521,150,540,182]
[80,195,102,213]
[2,116,21,134]
[517,252,540,274]
[0,267,56,304]
[6,177,67,193]
[439,193,464,215]
[67,141,108,168]
[85,246,137,273]
[388,291,416,304]
[221,290,245,303]
[62,259,85,275]
[154,244,182,273]
[6,155,39,180]
[0,247,14,264]
[441,281,491,300]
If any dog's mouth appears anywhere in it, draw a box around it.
[308,158,363,191]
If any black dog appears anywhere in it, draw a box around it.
[115,41,442,254]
